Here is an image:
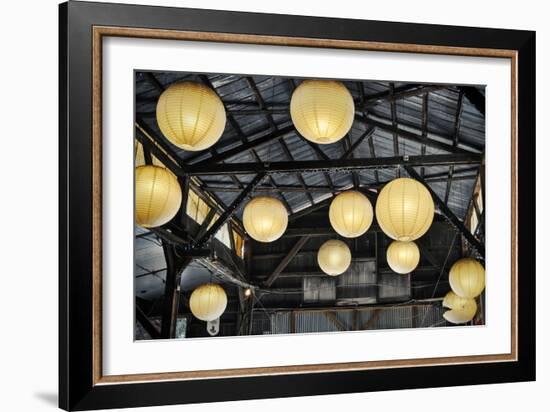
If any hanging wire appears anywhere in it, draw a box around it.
[419,232,459,327]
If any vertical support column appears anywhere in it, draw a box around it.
[179,176,190,226]
[160,242,191,339]
[374,232,380,303]
[236,287,246,336]
[244,238,253,278]
[480,157,486,212]
[246,298,255,335]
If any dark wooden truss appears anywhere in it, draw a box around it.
[134,72,486,338]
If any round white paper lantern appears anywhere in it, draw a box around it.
[442,290,477,324]
[243,196,288,242]
[156,81,226,151]
[329,191,373,238]
[290,80,354,144]
[386,240,420,274]
[449,258,486,298]
[375,177,435,241]
[317,239,352,276]
[135,165,182,228]
[190,283,228,322]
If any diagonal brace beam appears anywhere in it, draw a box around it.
[192,125,295,166]
[194,172,266,248]
[404,166,485,259]
[340,126,375,160]
[263,236,310,287]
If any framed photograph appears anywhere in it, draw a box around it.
[59,1,536,410]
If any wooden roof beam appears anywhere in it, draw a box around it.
[187,153,482,176]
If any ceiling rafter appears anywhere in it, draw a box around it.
[186,153,481,176]
[137,84,447,112]
[194,172,267,249]
[405,166,484,259]
[195,75,259,198]
[357,82,380,184]
[246,76,316,206]
[287,78,337,195]
[389,83,400,179]
[420,92,429,178]
[444,90,465,204]
[195,172,478,194]
[139,75,252,228]
[196,75,293,211]
[134,73,485,314]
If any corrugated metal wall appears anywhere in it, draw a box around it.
[336,260,377,304]
[251,304,446,335]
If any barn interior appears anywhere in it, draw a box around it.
[134,71,485,340]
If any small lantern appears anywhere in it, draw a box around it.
[317,239,352,276]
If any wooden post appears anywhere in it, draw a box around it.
[160,243,191,339]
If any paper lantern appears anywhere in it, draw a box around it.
[329,191,373,238]
[189,283,228,322]
[135,165,182,228]
[443,309,477,325]
[375,177,435,241]
[317,240,352,276]
[442,291,478,324]
[386,240,420,274]
[156,81,226,151]
[449,258,486,298]
[442,291,477,312]
[290,80,354,144]
[243,196,288,242]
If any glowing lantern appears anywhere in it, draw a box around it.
[329,191,373,238]
[317,239,352,276]
[375,177,435,241]
[449,258,486,298]
[442,291,478,324]
[443,309,477,325]
[386,240,420,274]
[243,196,288,242]
[290,80,354,144]
[189,283,228,322]
[135,165,182,228]
[156,82,226,151]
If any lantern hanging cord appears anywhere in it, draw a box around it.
[420,232,458,327]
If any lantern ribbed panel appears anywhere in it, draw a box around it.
[449,258,486,298]
[156,82,226,151]
[317,240,352,276]
[375,178,435,241]
[189,283,228,322]
[135,165,182,228]
[290,80,354,144]
[329,191,373,238]
[243,196,288,242]
[386,240,420,274]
